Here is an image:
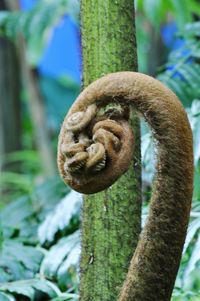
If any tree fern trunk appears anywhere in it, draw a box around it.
[80,1,141,300]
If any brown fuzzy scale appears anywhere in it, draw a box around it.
[58,117,134,194]
[62,142,86,157]
[94,128,121,152]
[57,72,193,301]
[65,104,97,132]
[86,142,106,171]
[93,119,124,138]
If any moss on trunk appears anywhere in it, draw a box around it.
[80,1,141,300]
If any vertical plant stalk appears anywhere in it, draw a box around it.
[6,0,56,177]
[19,47,56,177]
[80,1,141,300]
[0,0,21,172]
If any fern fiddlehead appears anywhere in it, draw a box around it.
[57,72,193,301]
[58,94,134,194]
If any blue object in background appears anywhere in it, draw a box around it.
[19,0,81,84]
[161,21,192,88]
[38,16,81,84]
[20,0,36,10]
[161,22,184,50]
[19,0,81,130]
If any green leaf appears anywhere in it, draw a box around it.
[170,0,193,32]
[0,281,35,300]
[57,242,80,289]
[40,231,80,282]
[141,132,155,183]
[1,196,34,228]
[4,241,44,273]
[31,279,59,298]
[38,191,81,244]
[0,240,44,282]
[188,0,200,18]
[188,100,200,164]
[0,279,58,300]
[3,150,41,174]
[1,176,68,242]
[183,218,200,254]
[185,22,200,37]
[183,234,200,285]
[0,172,33,195]
[0,292,16,301]
[0,221,3,252]
[193,168,200,201]
[157,32,200,108]
[51,293,79,301]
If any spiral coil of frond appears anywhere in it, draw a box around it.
[57,72,193,301]
[58,102,134,194]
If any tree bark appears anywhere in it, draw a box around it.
[80,1,141,300]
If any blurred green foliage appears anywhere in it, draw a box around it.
[0,178,80,301]
[135,0,200,30]
[136,0,200,73]
[39,76,80,132]
[0,0,79,65]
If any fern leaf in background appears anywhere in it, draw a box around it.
[158,37,200,107]
[0,177,80,301]
[38,191,82,244]
[40,231,80,290]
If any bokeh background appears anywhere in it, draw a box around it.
[0,1,200,300]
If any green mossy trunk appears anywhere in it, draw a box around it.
[80,1,141,300]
